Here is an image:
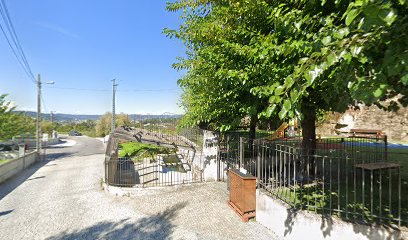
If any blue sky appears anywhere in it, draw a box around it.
[0,1,185,115]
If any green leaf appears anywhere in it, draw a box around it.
[322,36,331,46]
[343,52,353,62]
[278,107,288,120]
[304,67,322,85]
[278,99,292,120]
[351,46,363,56]
[333,27,350,39]
[382,9,397,26]
[327,53,337,66]
[346,9,360,26]
[283,99,292,112]
[373,88,383,98]
[401,74,408,86]
[285,76,295,89]
[275,85,285,95]
[290,89,299,102]
[358,56,368,64]
[265,104,277,118]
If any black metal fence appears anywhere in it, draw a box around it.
[112,126,203,151]
[131,114,204,151]
[104,132,204,187]
[219,135,407,227]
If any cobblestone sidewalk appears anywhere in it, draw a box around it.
[0,137,279,240]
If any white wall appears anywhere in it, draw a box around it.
[0,151,38,184]
[201,130,219,181]
[12,138,60,148]
[177,130,219,182]
[256,189,406,240]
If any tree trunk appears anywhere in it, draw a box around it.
[301,102,317,154]
[300,101,317,180]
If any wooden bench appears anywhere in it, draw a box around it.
[349,129,385,138]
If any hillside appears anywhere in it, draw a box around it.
[15,111,182,122]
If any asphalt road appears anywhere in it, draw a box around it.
[0,136,279,240]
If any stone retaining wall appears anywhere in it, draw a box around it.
[317,104,408,141]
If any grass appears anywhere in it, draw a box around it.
[250,137,408,226]
[261,145,408,226]
[0,159,10,165]
[386,148,408,179]
[268,175,407,226]
[118,142,175,161]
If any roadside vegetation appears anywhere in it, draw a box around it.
[0,95,36,141]
[95,112,131,137]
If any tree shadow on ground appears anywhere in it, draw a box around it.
[283,205,404,239]
[284,207,298,236]
[0,210,13,217]
[46,202,188,240]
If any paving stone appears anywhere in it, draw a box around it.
[0,137,279,240]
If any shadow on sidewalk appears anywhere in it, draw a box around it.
[46,202,188,240]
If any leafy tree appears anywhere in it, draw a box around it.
[0,94,35,140]
[41,121,54,136]
[165,1,273,140]
[165,0,408,149]
[95,112,131,137]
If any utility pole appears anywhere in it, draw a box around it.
[36,74,42,159]
[111,79,118,133]
[36,74,54,161]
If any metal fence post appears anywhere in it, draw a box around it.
[257,140,261,181]
[239,137,244,169]
[384,135,388,162]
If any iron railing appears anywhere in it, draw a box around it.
[105,152,203,187]
[219,136,406,227]
[104,131,204,187]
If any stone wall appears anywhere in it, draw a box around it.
[317,105,408,141]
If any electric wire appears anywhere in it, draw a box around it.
[41,95,48,114]
[0,0,35,80]
[44,86,180,92]
[0,0,36,83]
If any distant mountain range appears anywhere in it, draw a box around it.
[15,111,182,122]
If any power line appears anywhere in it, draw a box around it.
[45,86,110,92]
[0,0,35,80]
[0,0,36,83]
[41,95,48,114]
[44,86,180,92]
